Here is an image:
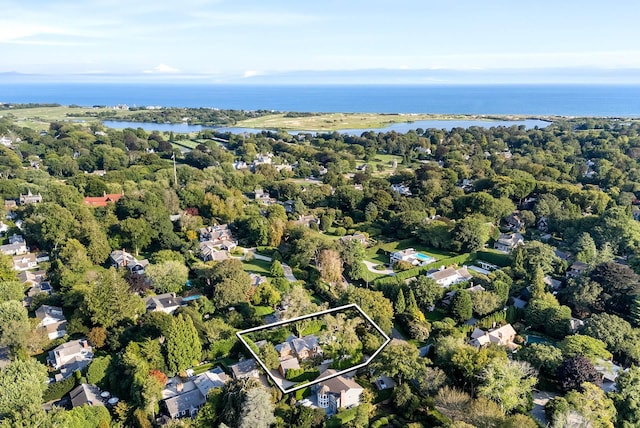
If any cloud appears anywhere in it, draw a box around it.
[143,64,180,74]
[243,70,263,78]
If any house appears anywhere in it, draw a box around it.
[0,234,28,256]
[0,136,12,147]
[48,339,93,380]
[505,212,525,231]
[315,369,364,414]
[0,222,8,235]
[567,261,589,278]
[162,368,228,419]
[275,335,322,362]
[19,269,46,287]
[442,284,485,306]
[293,215,320,228]
[537,216,549,232]
[494,233,525,253]
[199,224,234,244]
[229,359,259,379]
[35,305,67,340]
[469,324,518,348]
[390,248,433,267]
[390,183,412,196]
[595,359,623,393]
[19,190,42,205]
[233,160,249,170]
[339,234,368,247]
[145,293,184,314]
[427,266,473,288]
[198,241,231,262]
[83,192,124,207]
[109,250,149,273]
[253,188,276,205]
[69,383,104,408]
[544,276,563,291]
[12,253,37,271]
[278,357,301,377]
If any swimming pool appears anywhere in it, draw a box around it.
[415,253,436,263]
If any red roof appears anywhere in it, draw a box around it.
[83,193,123,207]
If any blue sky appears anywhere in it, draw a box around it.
[2,0,640,83]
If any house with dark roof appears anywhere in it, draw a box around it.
[567,261,590,278]
[145,293,184,314]
[228,359,259,379]
[69,383,103,408]
[161,368,228,419]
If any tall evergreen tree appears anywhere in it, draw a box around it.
[166,314,202,374]
[396,289,407,314]
[407,289,419,314]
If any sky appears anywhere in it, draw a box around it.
[2,0,640,84]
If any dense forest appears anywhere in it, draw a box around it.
[1,111,640,427]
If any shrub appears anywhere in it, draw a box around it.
[43,375,76,402]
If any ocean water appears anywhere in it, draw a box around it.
[1,83,640,116]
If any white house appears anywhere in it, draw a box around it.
[493,233,525,253]
[48,339,94,380]
[390,248,433,267]
[35,305,67,340]
[427,266,473,288]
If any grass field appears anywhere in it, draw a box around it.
[235,113,520,131]
[242,258,272,276]
[0,106,134,130]
[364,239,455,265]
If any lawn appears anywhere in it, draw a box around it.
[364,239,456,266]
[1,106,135,130]
[242,258,272,276]
[192,357,237,375]
[171,139,201,149]
[254,306,274,316]
[234,113,496,132]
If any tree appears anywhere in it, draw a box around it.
[119,217,153,257]
[511,241,560,279]
[558,356,601,392]
[470,291,502,317]
[167,314,202,374]
[0,300,30,357]
[145,261,188,294]
[0,281,25,302]
[547,382,616,428]
[516,343,563,377]
[86,355,112,386]
[87,326,107,349]
[477,359,538,413]
[590,261,640,319]
[58,238,92,273]
[238,383,276,428]
[395,289,406,314]
[269,260,284,278]
[613,366,640,426]
[450,290,472,323]
[370,342,424,385]
[316,249,343,284]
[0,359,48,421]
[575,232,598,264]
[252,281,281,307]
[202,259,252,309]
[338,239,366,281]
[84,268,144,328]
[452,215,490,252]
[342,287,394,334]
[580,313,639,362]
[281,286,321,320]
[411,276,444,311]
[560,334,612,361]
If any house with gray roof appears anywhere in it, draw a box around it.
[162,368,228,419]
[427,266,473,288]
[35,305,67,340]
[69,383,103,408]
[48,338,93,381]
[229,359,259,379]
[314,369,364,414]
[145,293,184,314]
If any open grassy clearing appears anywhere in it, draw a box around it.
[0,106,134,130]
[235,113,527,131]
[242,258,272,276]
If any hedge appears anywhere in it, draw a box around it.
[476,250,511,267]
[43,375,77,402]
[373,252,475,288]
[285,368,319,382]
[294,386,311,400]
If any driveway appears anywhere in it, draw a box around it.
[282,263,297,282]
[363,260,395,276]
[530,390,558,426]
